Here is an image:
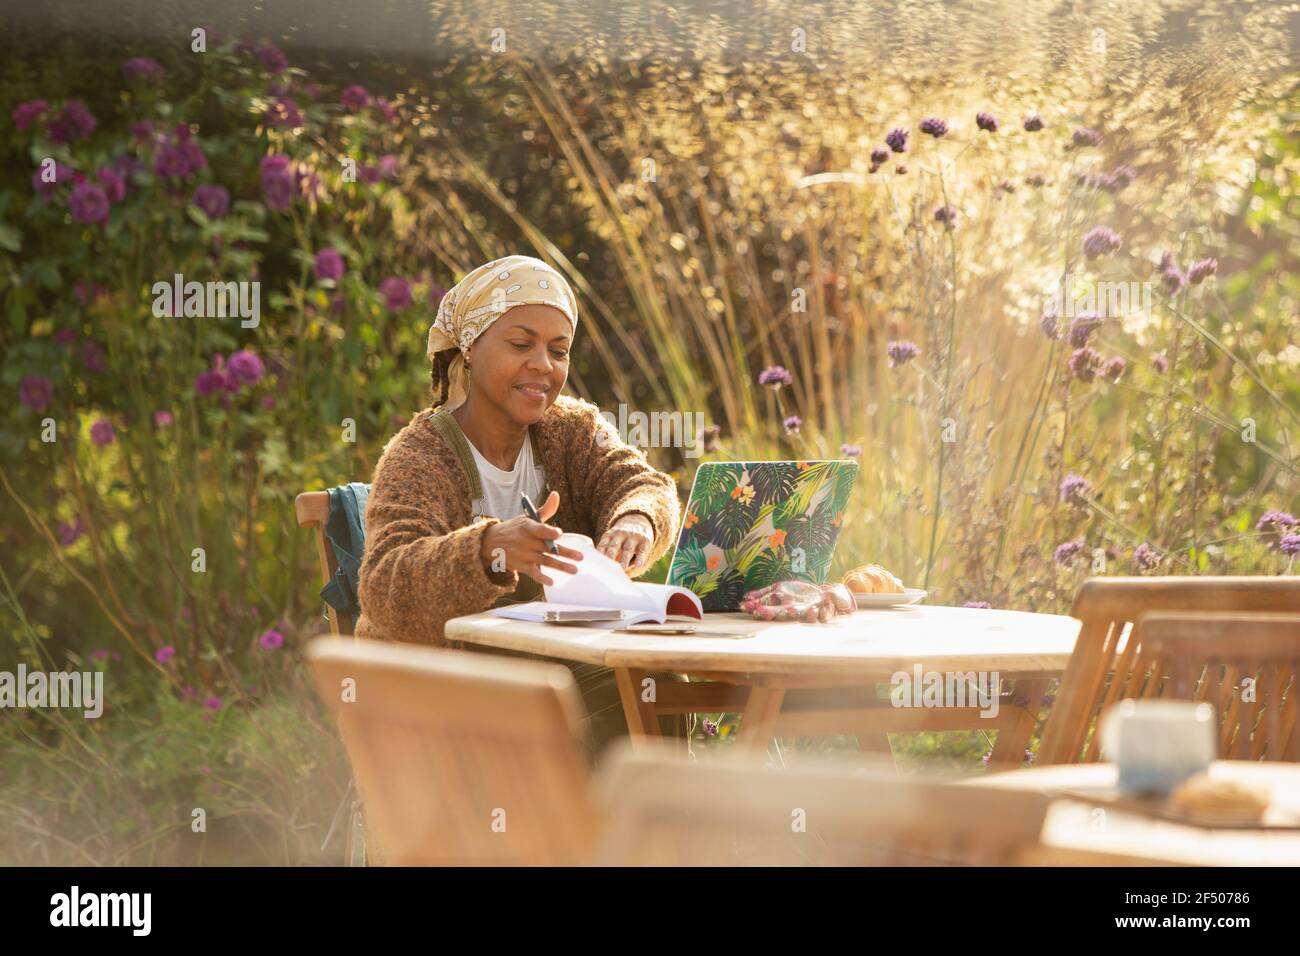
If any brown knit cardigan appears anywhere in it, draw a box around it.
[355,395,682,646]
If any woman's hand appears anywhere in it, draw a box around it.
[598,513,655,575]
[480,490,582,587]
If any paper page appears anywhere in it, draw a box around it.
[543,533,658,616]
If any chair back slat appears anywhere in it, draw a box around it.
[295,491,351,635]
[594,743,1050,866]
[1038,578,1300,765]
[307,637,597,865]
[1136,612,1300,763]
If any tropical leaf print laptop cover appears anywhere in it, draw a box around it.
[666,460,860,612]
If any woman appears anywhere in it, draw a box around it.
[356,254,683,753]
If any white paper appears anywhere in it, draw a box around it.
[540,533,703,623]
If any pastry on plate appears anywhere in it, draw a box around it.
[843,563,905,595]
[1168,773,1270,823]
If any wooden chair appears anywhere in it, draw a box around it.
[306,637,599,865]
[593,742,1051,866]
[1135,611,1300,761]
[295,491,349,635]
[1038,577,1300,765]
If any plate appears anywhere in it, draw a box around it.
[852,588,927,609]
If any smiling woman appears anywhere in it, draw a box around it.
[355,255,685,754]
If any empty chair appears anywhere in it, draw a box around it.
[1038,577,1300,765]
[307,637,598,865]
[1135,611,1300,761]
[593,742,1050,866]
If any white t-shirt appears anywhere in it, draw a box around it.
[465,435,546,520]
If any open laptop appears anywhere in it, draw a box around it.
[665,460,860,612]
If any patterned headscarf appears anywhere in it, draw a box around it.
[427,254,578,410]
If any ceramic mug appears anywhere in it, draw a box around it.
[1099,699,1217,795]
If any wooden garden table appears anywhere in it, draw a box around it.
[969,761,1300,865]
[445,603,1080,770]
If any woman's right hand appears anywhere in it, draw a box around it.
[479,490,583,587]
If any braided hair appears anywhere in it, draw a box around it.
[430,348,458,408]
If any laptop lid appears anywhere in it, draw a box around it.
[666,460,859,612]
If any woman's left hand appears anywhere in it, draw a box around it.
[597,514,655,575]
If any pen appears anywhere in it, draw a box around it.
[520,493,559,554]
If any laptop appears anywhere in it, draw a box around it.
[665,460,860,612]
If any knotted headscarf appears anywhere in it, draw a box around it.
[427,254,579,410]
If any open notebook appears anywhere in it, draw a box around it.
[493,533,704,627]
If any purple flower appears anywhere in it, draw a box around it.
[1188,258,1217,284]
[303,83,321,99]
[203,696,223,711]
[1100,355,1126,382]
[193,184,230,219]
[260,154,294,211]
[358,164,382,184]
[315,248,345,282]
[919,117,948,137]
[59,518,86,547]
[155,645,176,664]
[1153,353,1169,374]
[1025,172,1046,187]
[1082,226,1121,260]
[758,365,792,389]
[701,718,719,737]
[68,182,110,225]
[130,119,154,142]
[13,99,48,132]
[122,57,165,83]
[887,340,920,366]
[963,601,992,609]
[1054,539,1087,565]
[933,204,958,229]
[340,85,371,111]
[1068,311,1103,347]
[90,419,116,447]
[1069,346,1101,382]
[266,97,303,129]
[79,342,107,373]
[1102,165,1135,191]
[259,628,285,650]
[869,146,889,169]
[1060,473,1091,506]
[90,648,108,660]
[1132,543,1161,571]
[154,410,173,427]
[255,42,288,73]
[376,98,399,124]
[783,415,802,435]
[19,375,54,411]
[379,276,412,311]
[1039,309,1059,340]
[885,127,909,153]
[976,111,998,132]
[48,100,97,143]
[1022,114,1044,132]
[1072,127,1103,147]
[194,369,227,397]
[1158,251,1185,295]
[227,350,265,386]
[840,443,862,458]
[1256,511,1297,533]
[154,146,190,180]
[1281,534,1300,557]
[261,395,276,410]
[981,750,993,766]
[55,328,77,346]
[96,167,126,203]
[378,154,401,180]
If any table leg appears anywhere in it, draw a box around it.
[614,667,662,748]
[989,678,1051,770]
[735,686,786,753]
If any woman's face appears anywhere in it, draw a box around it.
[465,304,572,426]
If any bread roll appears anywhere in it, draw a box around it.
[843,564,905,595]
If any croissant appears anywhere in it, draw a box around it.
[843,564,905,595]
